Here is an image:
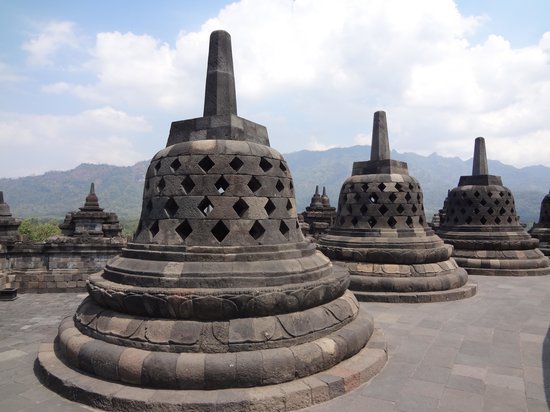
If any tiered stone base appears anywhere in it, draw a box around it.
[37,325,387,411]
[338,261,477,303]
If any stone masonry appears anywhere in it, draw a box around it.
[318,111,477,303]
[529,189,550,256]
[36,30,386,411]
[437,137,550,276]
[302,185,337,237]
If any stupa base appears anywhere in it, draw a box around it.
[36,329,387,412]
[352,282,477,303]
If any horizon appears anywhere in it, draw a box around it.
[2,0,550,178]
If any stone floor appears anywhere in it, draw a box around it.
[0,275,548,412]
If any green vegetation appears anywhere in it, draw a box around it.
[18,218,61,241]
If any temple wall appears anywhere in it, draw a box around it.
[0,245,9,289]
[4,239,125,292]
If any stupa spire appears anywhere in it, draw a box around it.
[370,111,390,161]
[472,137,488,175]
[203,30,237,116]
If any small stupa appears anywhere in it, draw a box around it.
[38,30,386,411]
[529,190,550,256]
[59,183,122,238]
[301,185,337,236]
[0,191,21,244]
[318,111,477,302]
[437,138,550,275]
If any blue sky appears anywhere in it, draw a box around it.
[1,0,549,178]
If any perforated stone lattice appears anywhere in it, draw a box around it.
[443,186,519,226]
[335,179,426,229]
[135,151,300,246]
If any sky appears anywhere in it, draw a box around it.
[1,0,549,178]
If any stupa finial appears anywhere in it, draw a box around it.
[315,185,319,195]
[370,111,390,161]
[322,186,327,196]
[472,137,488,175]
[203,30,237,117]
[89,182,95,195]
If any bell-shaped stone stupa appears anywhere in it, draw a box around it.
[38,30,386,411]
[318,111,477,302]
[0,191,21,244]
[529,190,550,256]
[302,185,337,236]
[438,138,550,275]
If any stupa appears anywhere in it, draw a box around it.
[318,111,477,302]
[529,190,550,256]
[301,185,337,236]
[59,183,122,238]
[0,191,21,244]
[37,30,386,411]
[438,138,550,275]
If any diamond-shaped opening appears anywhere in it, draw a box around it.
[198,156,215,173]
[249,220,265,240]
[499,207,506,215]
[488,191,493,197]
[454,217,459,224]
[215,176,229,195]
[164,198,179,218]
[181,176,195,194]
[480,216,487,225]
[154,161,161,174]
[351,216,359,227]
[412,204,419,213]
[211,220,230,242]
[275,179,284,192]
[405,193,412,202]
[378,182,386,191]
[505,199,510,205]
[419,216,424,225]
[367,216,377,228]
[264,199,276,215]
[198,197,213,216]
[354,193,361,201]
[396,204,405,213]
[480,199,487,206]
[417,193,422,201]
[460,208,466,214]
[286,199,293,211]
[360,204,368,216]
[467,198,473,206]
[466,216,473,224]
[474,208,480,215]
[450,208,455,214]
[494,199,500,205]
[248,176,262,193]
[230,157,244,172]
[146,199,153,213]
[361,183,369,192]
[279,161,287,172]
[389,193,397,202]
[175,220,192,241]
[511,208,515,214]
[340,216,345,225]
[157,177,166,193]
[259,157,273,172]
[150,221,160,237]
[395,183,402,192]
[387,216,397,228]
[406,216,414,228]
[233,198,249,217]
[495,217,501,224]
[369,193,378,203]
[408,183,415,190]
[474,191,480,198]
[507,216,513,223]
[487,207,494,215]
[279,220,289,238]
[170,158,182,172]
[378,204,389,215]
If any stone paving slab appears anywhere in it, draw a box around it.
[1,275,549,411]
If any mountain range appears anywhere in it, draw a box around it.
[0,145,548,230]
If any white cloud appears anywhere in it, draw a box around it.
[307,137,339,151]
[0,108,150,177]
[22,21,80,66]
[16,0,550,171]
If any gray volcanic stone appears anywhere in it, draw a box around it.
[437,137,550,275]
[317,111,477,302]
[0,191,21,244]
[529,190,550,256]
[301,186,337,237]
[39,29,383,410]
